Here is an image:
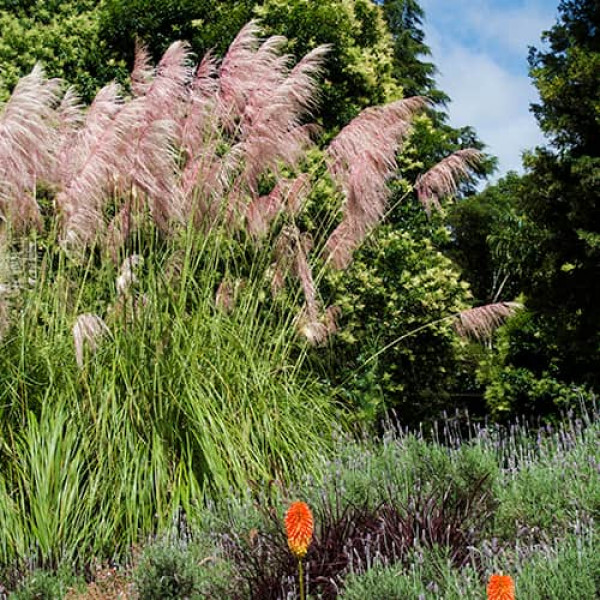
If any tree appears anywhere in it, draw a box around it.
[477,0,600,415]
[529,0,600,154]
[99,0,255,61]
[520,0,600,389]
[0,0,126,101]
[255,0,400,128]
[379,0,448,104]
[322,220,472,425]
[447,172,538,304]
[0,0,400,128]
[99,0,400,130]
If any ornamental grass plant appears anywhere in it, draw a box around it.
[0,18,488,573]
[0,229,340,569]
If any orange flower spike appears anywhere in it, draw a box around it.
[285,501,314,558]
[487,574,515,600]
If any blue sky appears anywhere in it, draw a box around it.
[419,0,559,179]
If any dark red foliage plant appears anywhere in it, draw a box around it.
[221,475,497,599]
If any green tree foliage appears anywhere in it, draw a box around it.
[529,0,600,154]
[99,0,255,61]
[475,0,600,415]
[322,216,471,424]
[255,0,400,127]
[514,0,600,390]
[379,0,448,103]
[0,0,126,100]
[478,308,591,417]
[1,0,400,129]
[99,0,400,129]
[447,173,539,304]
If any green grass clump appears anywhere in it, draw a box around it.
[10,567,83,600]
[133,537,234,600]
[0,230,342,568]
[340,550,481,600]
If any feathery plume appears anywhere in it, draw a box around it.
[215,278,245,313]
[59,41,191,249]
[73,313,110,369]
[243,45,327,131]
[245,175,312,237]
[282,174,311,216]
[229,45,327,196]
[245,191,284,238]
[61,82,123,171]
[454,302,521,341]
[272,226,319,319]
[180,52,219,157]
[238,35,290,127]
[122,41,192,229]
[55,87,85,135]
[324,97,428,268]
[234,48,327,190]
[180,142,230,224]
[0,65,62,231]
[116,255,144,296]
[144,40,192,120]
[415,148,483,213]
[130,42,155,97]
[217,21,265,124]
[298,305,340,346]
[216,24,326,202]
[232,123,314,199]
[120,111,183,231]
[56,82,129,247]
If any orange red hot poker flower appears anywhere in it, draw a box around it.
[285,501,314,558]
[487,574,515,600]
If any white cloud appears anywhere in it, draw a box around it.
[419,0,558,179]
[467,4,556,56]
[421,0,557,57]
